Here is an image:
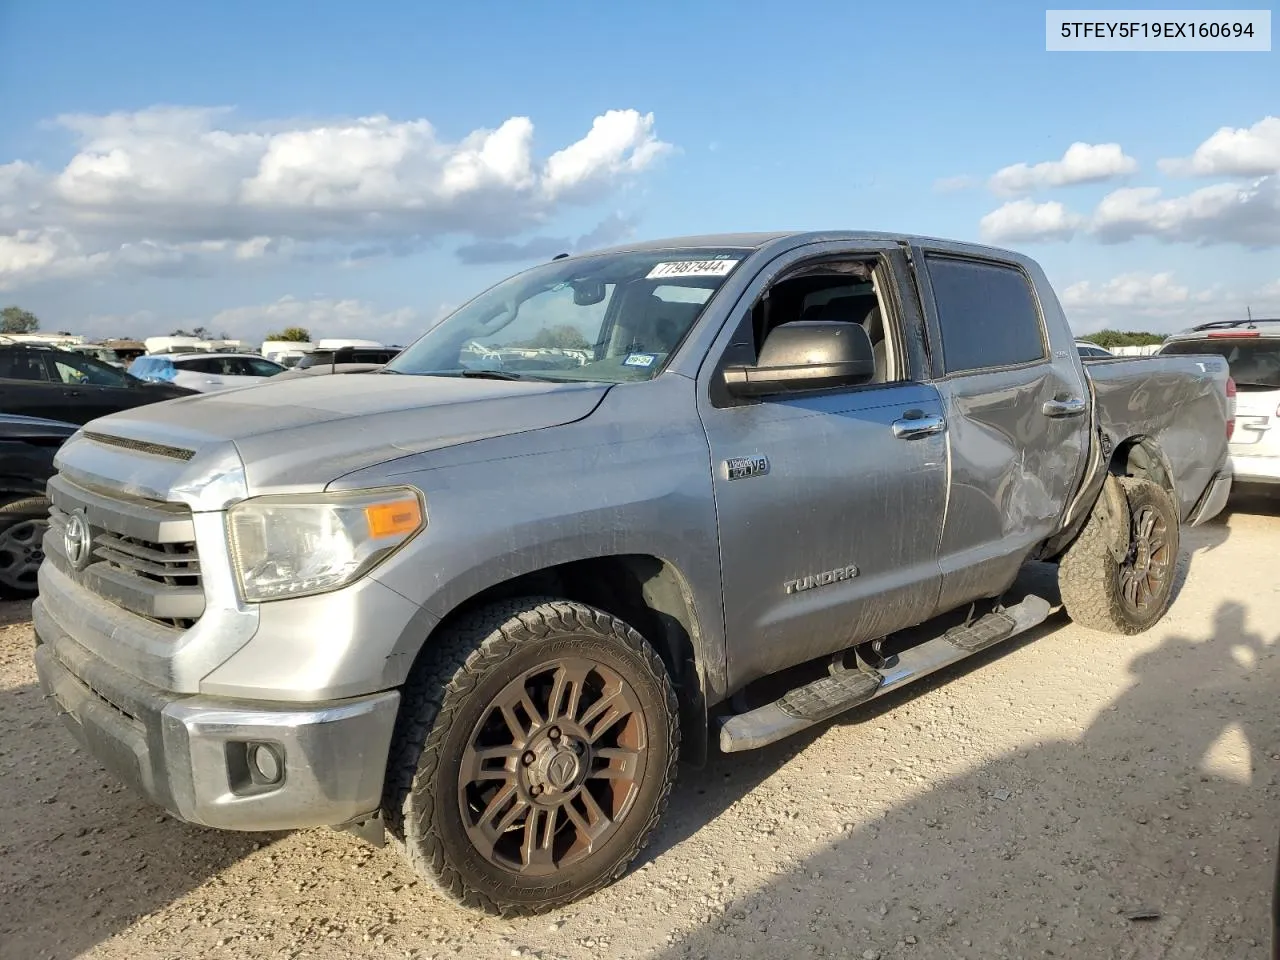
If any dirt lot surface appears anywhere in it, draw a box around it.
[3,498,1278,960]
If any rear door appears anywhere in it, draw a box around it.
[170,356,226,391]
[911,246,1091,614]
[0,350,71,420]
[1160,333,1280,481]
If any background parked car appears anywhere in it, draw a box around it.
[1158,319,1279,488]
[294,346,400,370]
[130,352,286,392]
[1075,341,1115,359]
[0,344,195,423]
[272,362,387,380]
[0,413,76,596]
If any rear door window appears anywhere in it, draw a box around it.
[179,357,219,374]
[924,256,1048,374]
[243,357,283,376]
[0,351,51,381]
[1160,337,1280,388]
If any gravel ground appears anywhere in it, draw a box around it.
[2,496,1278,960]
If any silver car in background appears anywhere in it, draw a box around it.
[1159,319,1280,486]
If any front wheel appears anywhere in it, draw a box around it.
[383,598,679,916]
[1058,476,1181,634]
[0,496,50,598]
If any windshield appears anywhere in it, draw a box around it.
[385,248,749,382]
[1161,337,1280,388]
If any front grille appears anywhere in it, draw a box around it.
[46,474,205,630]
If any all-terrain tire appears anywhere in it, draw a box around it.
[0,496,50,598]
[1058,476,1180,635]
[382,597,680,916]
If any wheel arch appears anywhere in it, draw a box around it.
[1109,435,1177,502]
[1041,432,1178,563]
[412,554,712,767]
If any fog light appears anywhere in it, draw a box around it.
[248,742,283,784]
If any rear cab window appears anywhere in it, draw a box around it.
[924,256,1047,374]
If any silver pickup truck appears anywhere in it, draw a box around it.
[33,232,1233,916]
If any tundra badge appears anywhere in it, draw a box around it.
[785,564,860,594]
[724,455,769,481]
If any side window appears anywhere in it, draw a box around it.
[745,260,899,386]
[0,351,51,381]
[245,357,282,376]
[51,355,128,387]
[925,256,1046,374]
[182,357,217,375]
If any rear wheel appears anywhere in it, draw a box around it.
[0,496,50,598]
[383,597,679,916]
[1058,476,1180,634]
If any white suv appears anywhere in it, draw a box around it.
[1159,320,1279,485]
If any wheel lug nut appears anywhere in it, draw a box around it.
[522,751,536,765]
[548,727,561,740]
[531,784,543,797]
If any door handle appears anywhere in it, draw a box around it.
[1042,396,1087,417]
[65,389,83,397]
[892,413,946,439]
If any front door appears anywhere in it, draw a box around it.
[697,242,948,690]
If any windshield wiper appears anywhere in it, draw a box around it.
[458,369,546,381]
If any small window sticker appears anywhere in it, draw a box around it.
[645,258,740,280]
[623,352,658,368]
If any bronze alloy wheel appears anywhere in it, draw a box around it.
[1058,475,1181,635]
[383,597,679,915]
[1118,503,1172,615]
[459,657,648,876]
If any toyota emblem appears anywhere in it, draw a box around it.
[63,511,92,570]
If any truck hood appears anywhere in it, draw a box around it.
[60,374,610,505]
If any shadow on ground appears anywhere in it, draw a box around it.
[649,598,1280,959]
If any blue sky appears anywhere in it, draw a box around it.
[0,0,1276,343]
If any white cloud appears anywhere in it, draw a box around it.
[988,142,1138,196]
[1062,271,1206,310]
[207,295,422,342]
[1091,176,1279,246]
[979,199,1085,242]
[1159,116,1280,177]
[933,175,978,193]
[1059,271,1279,334]
[0,105,672,290]
[454,211,639,265]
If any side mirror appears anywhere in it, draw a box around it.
[721,320,876,398]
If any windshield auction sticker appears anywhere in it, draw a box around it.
[1046,9,1271,51]
[646,259,740,279]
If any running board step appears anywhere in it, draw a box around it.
[719,594,1053,753]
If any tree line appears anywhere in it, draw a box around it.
[1075,329,1167,348]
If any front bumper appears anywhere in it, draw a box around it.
[34,600,400,832]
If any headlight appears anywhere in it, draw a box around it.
[226,487,425,602]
